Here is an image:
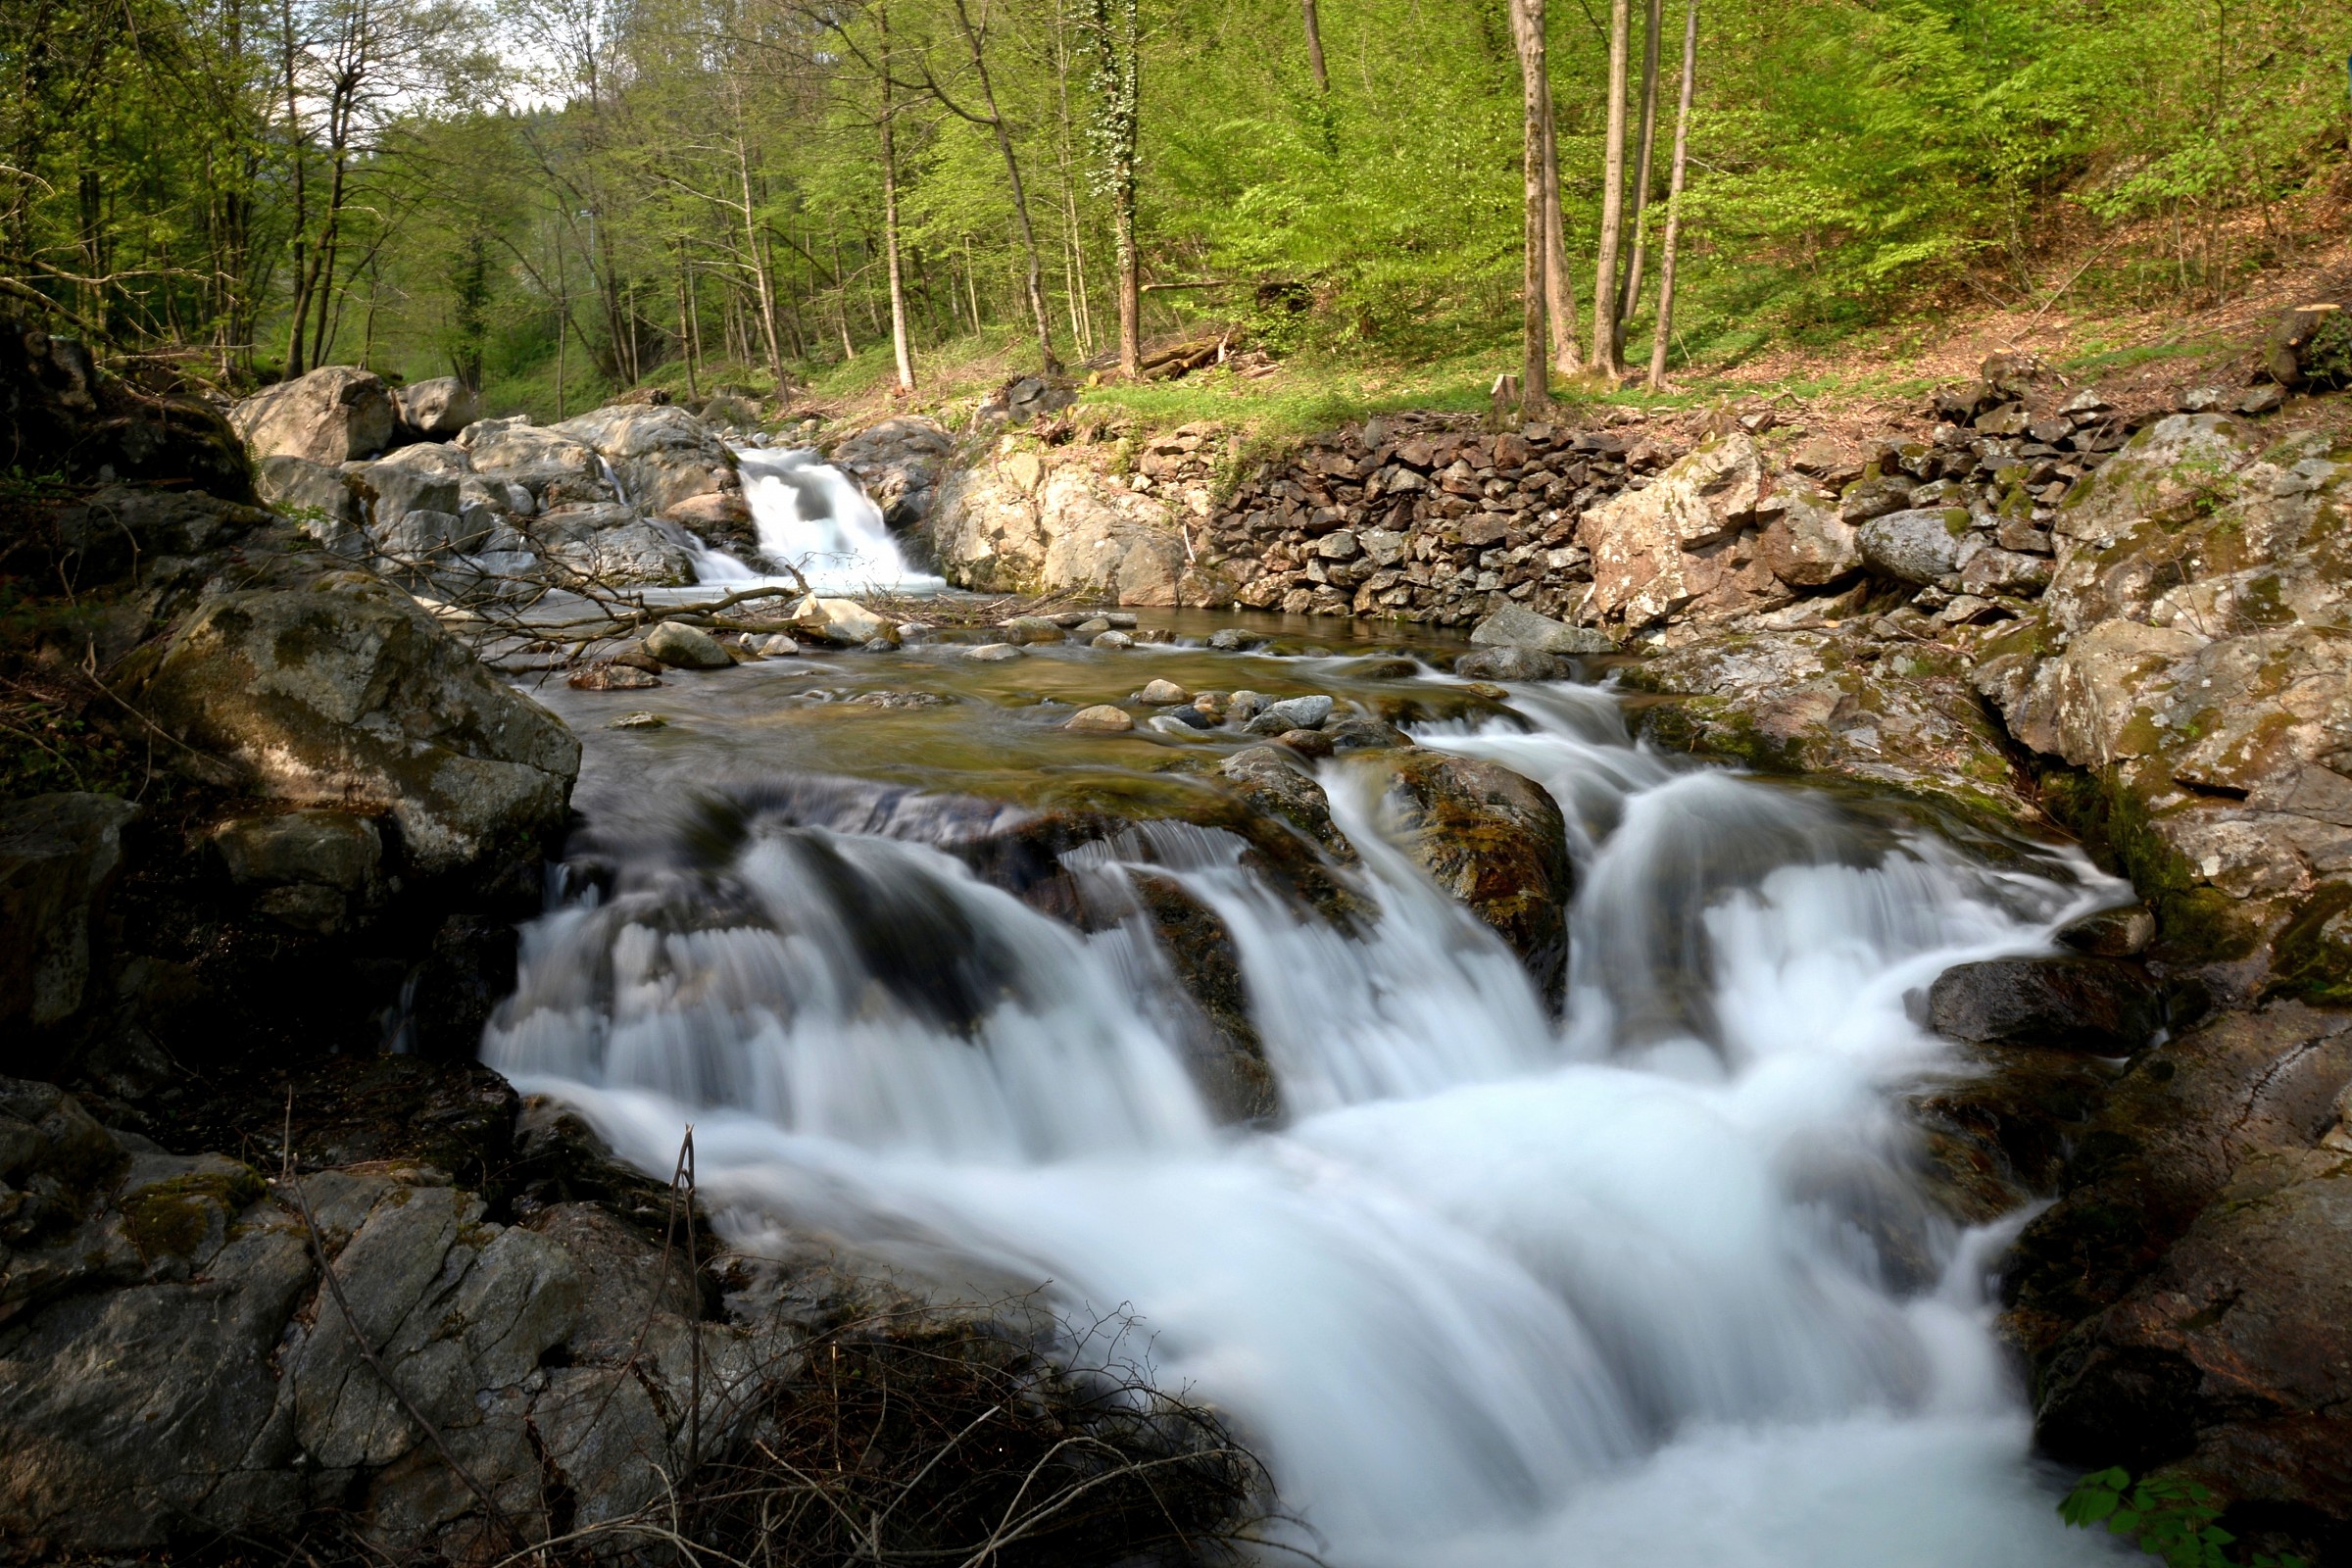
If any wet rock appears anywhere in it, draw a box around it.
[567,660,662,691]
[999,614,1067,645]
[963,642,1023,662]
[1275,729,1334,759]
[1244,695,1334,733]
[1469,603,1616,655]
[1209,629,1268,652]
[1218,746,1354,861]
[1372,751,1571,1001]
[1856,507,1978,585]
[2057,904,2156,957]
[793,596,889,647]
[1138,678,1191,705]
[1908,1045,2119,1223]
[1128,873,1278,1121]
[644,619,733,669]
[138,572,580,876]
[1926,956,2160,1054]
[229,366,396,465]
[1455,646,1565,681]
[1065,705,1136,734]
[1094,630,1134,650]
[0,793,140,1032]
[393,377,480,440]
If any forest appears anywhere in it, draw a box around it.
[5,0,2349,418]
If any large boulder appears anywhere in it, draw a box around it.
[229,366,396,466]
[1972,416,2352,1003]
[1758,493,1864,588]
[1925,956,2160,1054]
[136,572,580,876]
[1856,506,1980,586]
[457,417,612,507]
[393,376,481,440]
[254,455,368,558]
[2001,1003,2352,1557]
[929,443,1235,607]
[1577,433,1787,632]
[1468,603,1615,655]
[553,403,732,514]
[1371,751,1571,1001]
[832,416,956,528]
[0,794,140,1032]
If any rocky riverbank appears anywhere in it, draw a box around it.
[4,306,2349,1562]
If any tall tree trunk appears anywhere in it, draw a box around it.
[1647,0,1696,391]
[736,138,786,389]
[877,0,915,392]
[675,237,700,400]
[1590,0,1632,380]
[1084,0,1141,377]
[1300,0,1330,92]
[1541,69,1581,376]
[1511,0,1548,409]
[278,0,310,376]
[1615,0,1664,356]
[950,0,1059,373]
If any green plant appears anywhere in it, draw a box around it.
[2060,1468,2307,1568]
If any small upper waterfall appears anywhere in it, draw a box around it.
[711,445,939,591]
[489,659,2135,1568]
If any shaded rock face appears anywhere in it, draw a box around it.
[1925,956,2160,1054]
[137,572,580,876]
[229,366,397,465]
[2000,1003,2352,1559]
[0,795,139,1030]
[0,1076,760,1563]
[929,434,1234,607]
[2,319,252,500]
[832,416,955,528]
[1973,416,2352,1004]
[1371,750,1572,1003]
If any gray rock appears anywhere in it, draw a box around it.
[1245,695,1334,733]
[255,455,368,557]
[999,614,1066,645]
[1470,603,1616,655]
[1838,472,1917,524]
[2056,904,2156,957]
[1926,956,2159,1054]
[1093,630,1134,650]
[1759,493,1864,588]
[1958,546,2052,596]
[1138,678,1191,705]
[210,809,381,894]
[1208,628,1268,652]
[963,642,1023,662]
[230,366,396,465]
[1455,646,1564,681]
[0,794,141,1030]
[644,619,733,669]
[393,377,481,439]
[139,573,578,876]
[1856,507,1980,584]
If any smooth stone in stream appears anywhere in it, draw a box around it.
[1074,617,1113,636]
[609,711,666,729]
[1000,615,1066,645]
[1225,691,1268,723]
[2055,904,2155,957]
[1244,695,1334,734]
[1455,646,1565,681]
[1064,705,1135,734]
[791,595,889,645]
[1148,715,1209,739]
[759,635,801,657]
[1276,729,1334,759]
[1155,706,1213,729]
[1092,631,1134,650]
[644,620,732,669]
[1209,628,1268,652]
[963,643,1023,662]
[567,662,661,691]
[1138,679,1191,705]
[1926,956,2161,1054]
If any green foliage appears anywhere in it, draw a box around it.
[2060,1467,2308,1568]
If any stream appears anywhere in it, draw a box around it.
[487,462,2132,1565]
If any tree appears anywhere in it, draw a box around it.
[1081,0,1142,377]
[1589,0,1631,379]
[877,0,915,393]
[1510,0,1549,408]
[1646,0,1694,390]
[1613,0,1662,359]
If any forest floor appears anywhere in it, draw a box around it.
[660,208,2352,454]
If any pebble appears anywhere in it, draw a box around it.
[1138,678,1191,705]
[964,643,1024,662]
[1064,704,1136,733]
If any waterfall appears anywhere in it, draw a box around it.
[727,445,940,590]
[483,686,2132,1568]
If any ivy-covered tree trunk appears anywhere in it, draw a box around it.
[1084,0,1141,378]
[1512,0,1549,408]
[878,0,915,395]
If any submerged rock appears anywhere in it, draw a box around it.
[1371,751,1571,1003]
[1926,956,2161,1054]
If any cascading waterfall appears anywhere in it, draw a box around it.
[700,445,940,590]
[484,677,2135,1567]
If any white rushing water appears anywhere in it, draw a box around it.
[687,446,940,591]
[484,679,2132,1567]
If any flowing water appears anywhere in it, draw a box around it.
[494,620,2130,1566]
[687,446,941,590]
